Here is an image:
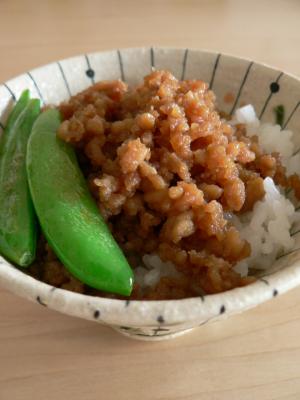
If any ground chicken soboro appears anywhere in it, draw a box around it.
[30,70,298,300]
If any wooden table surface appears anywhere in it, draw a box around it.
[1,1,300,399]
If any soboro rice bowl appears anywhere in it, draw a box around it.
[26,69,300,300]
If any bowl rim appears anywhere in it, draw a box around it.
[1,46,300,327]
[1,254,300,326]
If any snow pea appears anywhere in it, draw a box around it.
[4,90,30,134]
[27,109,133,296]
[0,97,41,266]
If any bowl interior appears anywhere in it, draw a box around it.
[1,47,300,334]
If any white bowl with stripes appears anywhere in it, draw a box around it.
[1,47,300,340]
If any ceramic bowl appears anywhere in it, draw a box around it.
[1,47,300,341]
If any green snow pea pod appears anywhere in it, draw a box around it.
[4,90,30,134]
[0,90,30,162]
[0,97,41,266]
[27,109,133,296]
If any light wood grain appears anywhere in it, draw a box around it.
[1,0,300,399]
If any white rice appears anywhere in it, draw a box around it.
[233,177,299,276]
[135,254,180,288]
[135,105,300,288]
[233,104,300,176]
